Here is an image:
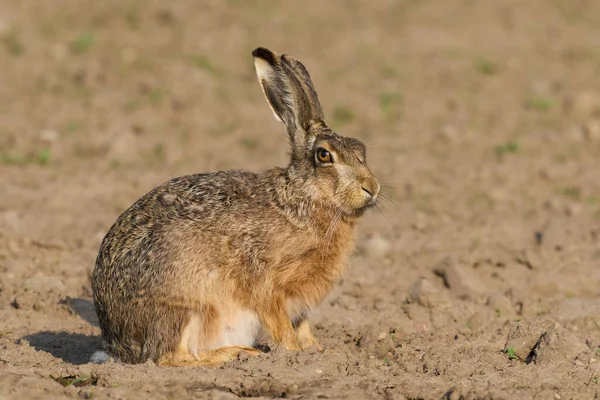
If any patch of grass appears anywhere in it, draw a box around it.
[524,96,554,112]
[331,105,355,127]
[63,120,81,135]
[209,121,238,137]
[51,375,98,388]
[586,196,599,205]
[559,186,581,200]
[383,357,392,366]
[148,88,165,106]
[379,91,403,121]
[1,149,50,166]
[124,99,142,113]
[381,66,401,79]
[109,159,122,170]
[125,8,142,29]
[71,32,95,54]
[595,376,599,385]
[1,153,25,165]
[36,148,51,165]
[495,308,501,317]
[468,192,495,210]
[0,329,12,338]
[507,347,518,360]
[475,58,498,75]
[494,140,520,157]
[188,54,221,76]
[151,143,166,163]
[2,30,24,56]
[239,137,259,150]
[465,321,472,329]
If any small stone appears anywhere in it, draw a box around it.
[554,394,561,400]
[565,91,600,121]
[315,369,323,374]
[565,203,583,216]
[434,257,481,300]
[516,249,544,270]
[40,129,59,143]
[574,359,585,366]
[468,309,494,331]
[590,358,597,364]
[378,332,387,340]
[406,278,450,309]
[78,366,92,377]
[584,119,600,142]
[438,124,458,142]
[566,125,585,142]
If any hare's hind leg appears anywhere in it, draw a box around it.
[295,319,323,351]
[157,346,261,367]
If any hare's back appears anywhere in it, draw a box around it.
[94,170,267,287]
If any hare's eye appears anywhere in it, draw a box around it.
[316,148,332,164]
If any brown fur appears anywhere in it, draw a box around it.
[91,47,380,366]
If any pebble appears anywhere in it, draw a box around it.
[584,119,600,141]
[565,91,600,120]
[434,257,480,300]
[516,249,544,270]
[406,278,450,309]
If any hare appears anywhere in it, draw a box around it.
[91,47,380,367]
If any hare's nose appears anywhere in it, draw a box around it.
[361,179,380,202]
[361,185,374,197]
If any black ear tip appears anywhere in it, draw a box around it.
[252,47,277,64]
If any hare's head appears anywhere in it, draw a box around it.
[252,47,379,218]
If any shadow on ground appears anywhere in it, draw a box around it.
[23,331,100,365]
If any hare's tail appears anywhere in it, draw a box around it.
[90,350,117,364]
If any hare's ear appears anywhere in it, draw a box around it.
[252,47,326,153]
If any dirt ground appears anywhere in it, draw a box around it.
[2,0,600,399]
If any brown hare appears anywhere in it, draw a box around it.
[91,47,380,367]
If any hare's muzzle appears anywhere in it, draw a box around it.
[361,178,380,207]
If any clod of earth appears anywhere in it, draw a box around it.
[406,278,451,309]
[504,318,588,365]
[434,256,482,300]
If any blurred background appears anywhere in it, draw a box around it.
[1,0,600,398]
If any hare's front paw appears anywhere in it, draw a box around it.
[280,334,302,351]
[296,320,324,352]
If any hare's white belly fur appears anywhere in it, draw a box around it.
[182,306,262,355]
[210,308,262,349]
[181,300,308,354]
